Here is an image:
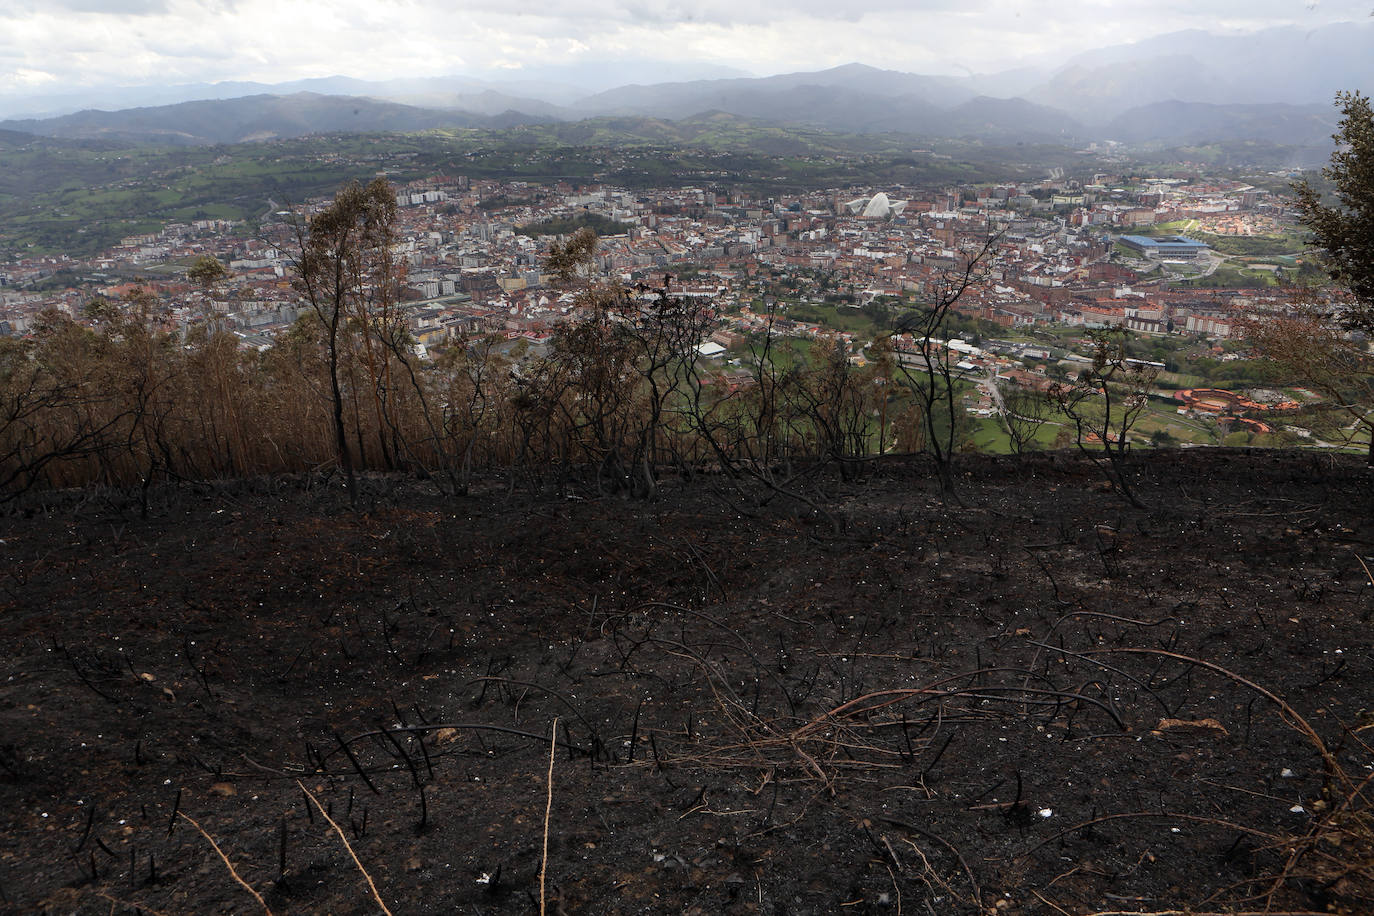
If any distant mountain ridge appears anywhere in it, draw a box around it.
[574,63,974,115]
[0,61,752,122]
[1103,101,1338,147]
[0,93,554,146]
[1028,21,1374,112]
[0,86,1341,155]
[1,21,1367,151]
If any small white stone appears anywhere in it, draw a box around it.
[1280,768,1295,778]
[1037,808,1053,818]
[1290,805,1306,814]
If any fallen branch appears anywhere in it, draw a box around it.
[298,781,392,916]
[540,716,560,916]
[178,812,273,916]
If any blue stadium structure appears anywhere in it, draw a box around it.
[1118,235,1209,259]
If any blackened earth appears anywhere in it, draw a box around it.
[2,450,1372,915]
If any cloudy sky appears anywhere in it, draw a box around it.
[1,0,1369,100]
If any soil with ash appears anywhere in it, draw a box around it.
[2,450,1373,915]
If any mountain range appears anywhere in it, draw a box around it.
[0,94,556,147]
[1,21,1367,153]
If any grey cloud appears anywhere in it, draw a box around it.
[0,0,249,21]
[5,0,169,13]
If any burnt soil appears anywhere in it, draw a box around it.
[2,449,1373,915]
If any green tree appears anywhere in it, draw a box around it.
[1240,292,1374,463]
[1261,92,1374,463]
[187,255,228,289]
[546,226,598,286]
[999,381,1051,456]
[1293,91,1374,329]
[1049,330,1158,507]
[1150,428,1177,448]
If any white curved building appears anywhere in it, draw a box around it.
[844,192,909,219]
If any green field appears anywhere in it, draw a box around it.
[784,302,881,335]
[0,135,391,257]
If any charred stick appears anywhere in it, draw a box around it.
[278,816,288,880]
[334,731,380,794]
[627,699,643,764]
[377,721,422,789]
[72,803,96,853]
[415,785,428,836]
[922,732,955,781]
[166,788,181,837]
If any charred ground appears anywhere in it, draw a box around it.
[1,449,1372,915]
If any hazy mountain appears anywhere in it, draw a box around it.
[211,77,570,117]
[0,85,1336,155]
[0,77,575,123]
[1023,56,1230,125]
[941,96,1083,142]
[1103,100,1338,147]
[3,20,1369,152]
[0,62,751,122]
[485,60,755,95]
[1019,21,1374,121]
[1063,21,1374,103]
[0,93,551,146]
[592,85,948,134]
[574,63,973,119]
[563,34,1367,139]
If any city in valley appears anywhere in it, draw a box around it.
[0,165,1353,455]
